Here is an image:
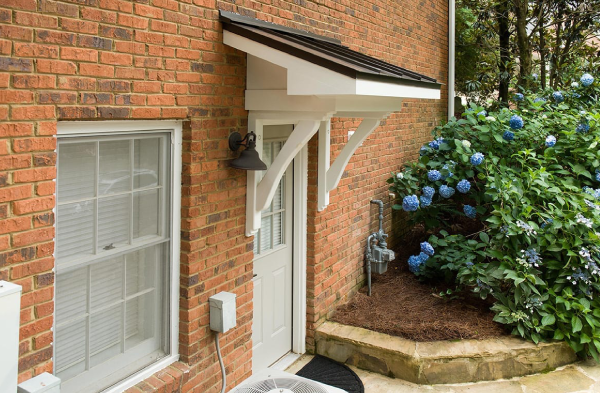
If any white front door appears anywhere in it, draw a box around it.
[252,127,294,371]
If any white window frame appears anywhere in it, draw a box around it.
[55,121,182,393]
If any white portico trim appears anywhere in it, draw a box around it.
[220,11,442,236]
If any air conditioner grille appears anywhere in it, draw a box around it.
[235,377,329,393]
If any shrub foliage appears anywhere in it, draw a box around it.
[389,73,600,359]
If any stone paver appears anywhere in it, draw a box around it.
[286,354,600,393]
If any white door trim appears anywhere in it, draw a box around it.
[249,115,308,361]
[291,143,307,354]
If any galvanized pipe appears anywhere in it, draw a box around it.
[366,233,375,296]
[370,199,384,233]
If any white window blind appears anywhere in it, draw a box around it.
[254,141,286,255]
[55,133,171,393]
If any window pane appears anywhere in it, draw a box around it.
[55,319,87,377]
[126,247,157,296]
[260,216,272,252]
[133,189,159,239]
[90,256,123,310]
[125,292,155,350]
[273,177,283,211]
[58,142,96,202]
[134,138,160,189]
[90,304,122,368]
[99,140,130,196]
[56,268,88,325]
[56,201,95,261]
[262,142,272,168]
[273,212,283,247]
[98,195,130,251]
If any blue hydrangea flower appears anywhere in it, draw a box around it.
[581,73,594,87]
[534,97,546,104]
[596,169,600,182]
[552,91,564,103]
[456,179,471,194]
[532,73,538,80]
[514,93,524,102]
[402,195,419,212]
[407,255,421,273]
[503,131,514,141]
[576,123,590,133]
[420,241,435,256]
[419,196,432,207]
[470,152,484,166]
[572,92,581,99]
[422,186,435,199]
[466,262,474,268]
[545,135,556,147]
[428,139,441,149]
[509,115,524,130]
[441,164,453,180]
[541,218,553,229]
[428,170,441,181]
[572,82,579,88]
[408,252,430,273]
[439,185,455,198]
[466,108,474,113]
[477,110,487,117]
[419,146,428,156]
[463,205,477,219]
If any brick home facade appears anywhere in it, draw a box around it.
[0,0,448,391]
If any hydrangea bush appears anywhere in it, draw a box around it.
[388,72,600,359]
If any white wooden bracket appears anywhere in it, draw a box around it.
[318,116,389,211]
[246,118,321,236]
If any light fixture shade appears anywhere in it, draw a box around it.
[230,147,268,170]
[228,131,268,171]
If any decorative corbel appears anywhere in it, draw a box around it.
[318,114,390,211]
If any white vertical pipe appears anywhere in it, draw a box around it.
[448,0,456,119]
[0,281,22,393]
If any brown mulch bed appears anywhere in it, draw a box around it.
[331,223,509,341]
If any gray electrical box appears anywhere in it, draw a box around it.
[17,373,61,393]
[209,291,237,333]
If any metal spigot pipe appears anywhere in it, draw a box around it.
[370,199,384,233]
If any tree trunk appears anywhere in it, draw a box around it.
[540,20,546,89]
[514,0,531,88]
[497,0,510,105]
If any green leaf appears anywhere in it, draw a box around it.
[541,314,556,326]
[572,316,583,333]
[479,232,489,243]
[553,330,564,340]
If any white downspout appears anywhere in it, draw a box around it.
[448,0,456,119]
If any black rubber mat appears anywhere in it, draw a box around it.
[296,355,364,393]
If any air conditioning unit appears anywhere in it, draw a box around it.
[231,368,347,393]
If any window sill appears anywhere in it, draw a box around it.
[103,355,189,393]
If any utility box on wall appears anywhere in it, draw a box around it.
[209,291,237,333]
[0,281,22,393]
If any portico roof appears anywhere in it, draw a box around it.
[219,11,442,236]
[220,11,441,101]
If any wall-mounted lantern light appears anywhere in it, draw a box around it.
[228,131,267,171]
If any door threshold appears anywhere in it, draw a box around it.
[268,352,302,371]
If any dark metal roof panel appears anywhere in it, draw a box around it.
[219,11,441,90]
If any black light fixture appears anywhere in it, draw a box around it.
[228,131,267,171]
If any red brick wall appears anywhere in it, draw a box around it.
[0,0,447,391]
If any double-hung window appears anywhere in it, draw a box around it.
[54,122,181,393]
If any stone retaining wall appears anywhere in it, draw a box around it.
[315,321,578,384]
